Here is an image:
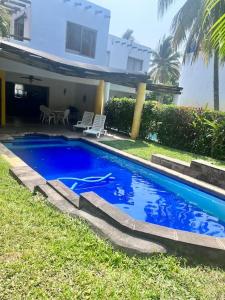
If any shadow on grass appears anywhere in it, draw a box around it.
[103,139,150,150]
[102,139,225,166]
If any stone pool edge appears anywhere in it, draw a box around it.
[0,132,225,266]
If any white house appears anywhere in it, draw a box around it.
[10,0,110,66]
[0,0,154,130]
[5,0,151,103]
[178,57,225,111]
[107,35,150,73]
[9,0,151,72]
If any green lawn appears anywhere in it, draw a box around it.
[102,139,225,167]
[0,158,225,299]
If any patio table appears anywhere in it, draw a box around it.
[52,110,64,124]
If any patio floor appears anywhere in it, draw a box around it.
[0,123,126,143]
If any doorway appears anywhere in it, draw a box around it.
[6,82,49,123]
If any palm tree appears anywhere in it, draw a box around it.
[122,29,135,41]
[204,0,225,59]
[149,36,180,85]
[158,0,225,110]
[0,7,10,37]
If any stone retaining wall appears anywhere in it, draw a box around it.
[151,154,225,190]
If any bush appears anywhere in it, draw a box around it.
[105,98,225,160]
[105,98,136,133]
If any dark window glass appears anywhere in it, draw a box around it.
[66,22,96,58]
[14,16,24,41]
[127,57,143,72]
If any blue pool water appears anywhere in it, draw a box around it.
[4,134,225,238]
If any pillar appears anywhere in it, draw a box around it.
[95,80,105,115]
[104,82,111,103]
[0,71,6,127]
[131,82,146,140]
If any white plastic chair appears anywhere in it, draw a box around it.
[40,105,47,123]
[83,114,107,138]
[73,111,94,130]
[40,106,55,124]
[58,109,70,125]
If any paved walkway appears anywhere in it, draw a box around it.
[0,123,127,142]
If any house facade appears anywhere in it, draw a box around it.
[9,0,151,73]
[0,0,153,136]
[107,35,150,73]
[4,0,151,110]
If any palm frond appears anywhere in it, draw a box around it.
[149,35,180,84]
[0,7,10,37]
[204,0,225,59]
[171,0,202,48]
[158,0,177,18]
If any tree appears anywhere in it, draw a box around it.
[204,0,225,59]
[158,0,225,110]
[122,29,134,41]
[0,7,10,37]
[149,36,180,85]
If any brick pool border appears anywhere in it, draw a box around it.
[0,132,225,266]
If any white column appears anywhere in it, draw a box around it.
[104,82,111,103]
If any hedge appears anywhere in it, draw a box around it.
[105,98,225,160]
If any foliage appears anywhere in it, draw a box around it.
[0,7,10,37]
[204,0,225,59]
[149,36,180,85]
[147,91,175,104]
[105,98,225,160]
[1,159,225,299]
[105,97,136,133]
[158,0,225,110]
[151,105,197,151]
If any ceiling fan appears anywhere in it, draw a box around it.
[20,75,43,84]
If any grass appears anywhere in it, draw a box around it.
[102,139,225,167]
[0,158,225,299]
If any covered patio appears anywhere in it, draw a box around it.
[0,39,182,139]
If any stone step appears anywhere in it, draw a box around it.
[35,183,166,256]
[78,209,167,256]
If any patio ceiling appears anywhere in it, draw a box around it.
[0,0,31,14]
[0,40,183,94]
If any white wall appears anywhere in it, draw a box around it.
[5,71,97,116]
[178,57,225,111]
[9,0,151,75]
[0,56,98,116]
[107,35,151,72]
[10,0,110,66]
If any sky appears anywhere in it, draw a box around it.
[92,0,186,49]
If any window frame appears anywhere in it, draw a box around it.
[14,83,27,98]
[65,21,97,59]
[14,16,25,41]
[127,56,144,73]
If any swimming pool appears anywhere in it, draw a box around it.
[4,134,225,238]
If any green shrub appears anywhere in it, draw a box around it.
[105,98,225,160]
[105,98,136,133]
[152,105,196,151]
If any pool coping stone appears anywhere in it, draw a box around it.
[35,183,167,256]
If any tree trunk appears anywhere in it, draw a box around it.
[214,50,219,111]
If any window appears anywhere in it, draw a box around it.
[14,84,27,98]
[66,22,97,58]
[127,57,143,72]
[14,16,25,41]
